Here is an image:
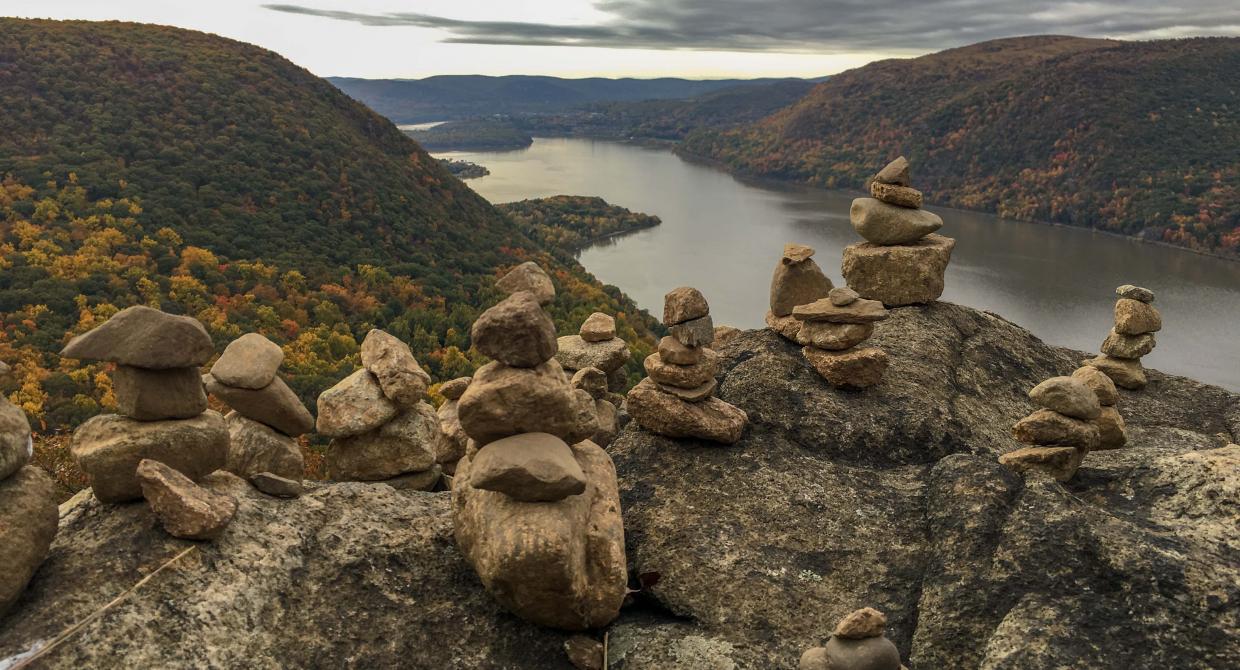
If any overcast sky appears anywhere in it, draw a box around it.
[8,1,1240,79]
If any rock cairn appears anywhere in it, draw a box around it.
[800,607,904,670]
[1072,365,1127,449]
[792,287,890,389]
[842,157,956,306]
[452,265,627,630]
[64,306,228,503]
[556,311,632,393]
[627,287,748,444]
[316,329,444,491]
[1083,284,1160,390]
[766,243,834,343]
[1,362,58,617]
[436,376,471,475]
[1002,376,1102,481]
[571,366,621,447]
[203,333,312,497]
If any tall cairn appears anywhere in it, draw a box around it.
[842,157,956,306]
[452,263,627,630]
[1083,284,1160,390]
[63,306,228,503]
[0,361,58,617]
[1001,376,1102,481]
[627,287,748,444]
[765,243,834,343]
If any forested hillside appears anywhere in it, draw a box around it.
[684,36,1240,257]
[497,196,661,250]
[0,19,658,433]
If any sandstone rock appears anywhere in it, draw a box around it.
[1083,355,1147,390]
[579,313,616,343]
[471,292,558,368]
[835,607,887,639]
[870,182,923,209]
[436,399,468,467]
[137,459,237,541]
[556,334,630,373]
[60,305,214,369]
[1114,298,1162,335]
[453,439,627,630]
[250,472,303,498]
[592,399,620,447]
[204,373,314,437]
[361,329,432,407]
[225,412,304,481]
[765,310,802,341]
[998,446,1084,482]
[327,402,440,481]
[469,433,588,502]
[1095,406,1128,450]
[496,261,555,305]
[850,198,942,245]
[873,156,910,185]
[796,322,874,351]
[770,250,833,317]
[316,369,398,438]
[830,286,860,306]
[1,396,33,481]
[713,326,742,347]
[1116,284,1155,303]
[1071,366,1118,406]
[644,349,720,389]
[382,465,443,491]
[658,379,718,402]
[626,378,747,444]
[70,411,229,503]
[664,287,709,325]
[842,234,956,306]
[1101,329,1156,359]
[824,635,902,670]
[210,333,283,389]
[571,367,609,400]
[458,360,593,446]
[1028,376,1101,420]
[782,243,815,263]
[113,365,208,421]
[606,366,629,394]
[793,296,889,324]
[0,466,57,617]
[564,635,604,670]
[803,346,889,390]
[439,376,472,400]
[800,647,830,670]
[670,314,715,348]
[1012,409,1101,449]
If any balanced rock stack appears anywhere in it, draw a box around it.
[571,366,621,447]
[203,333,312,497]
[1082,284,1160,390]
[64,306,228,503]
[1072,365,1128,449]
[792,287,890,389]
[765,243,834,343]
[842,157,956,306]
[315,329,444,491]
[452,273,627,630]
[800,607,904,670]
[626,287,748,444]
[1001,376,1102,481]
[435,376,471,475]
[556,311,631,393]
[1,362,58,617]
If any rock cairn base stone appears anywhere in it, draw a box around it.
[793,295,890,389]
[842,234,955,307]
[0,465,57,617]
[326,403,441,481]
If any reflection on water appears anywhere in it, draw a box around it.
[441,139,1240,390]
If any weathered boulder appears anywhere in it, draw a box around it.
[471,292,558,368]
[663,287,709,325]
[250,472,303,498]
[469,433,587,502]
[1116,284,1155,303]
[592,398,621,447]
[998,446,1085,482]
[626,378,747,444]
[436,399,468,469]
[834,607,888,639]
[360,329,432,407]
[657,335,700,365]
[803,346,889,390]
[458,360,594,446]
[225,412,304,482]
[439,376,471,400]
[137,459,238,541]
[713,325,742,347]
[496,261,555,305]
[1072,365,1118,406]
[1114,298,1162,335]
[203,373,315,436]
[327,402,441,481]
[824,635,902,670]
[1012,409,1101,449]
[555,335,630,373]
[210,333,283,390]
[830,286,860,306]
[0,397,33,481]
[850,198,942,245]
[842,234,955,306]
[112,365,208,421]
[1028,376,1101,420]
[1096,406,1128,450]
[0,466,57,618]
[316,369,398,438]
[769,245,833,317]
[60,305,214,369]
[579,313,616,343]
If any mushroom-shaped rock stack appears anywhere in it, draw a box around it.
[0,361,58,618]
[793,287,890,389]
[626,287,748,444]
[316,329,445,491]
[800,607,904,670]
[63,306,228,503]
[203,333,312,497]
[1082,284,1160,390]
[843,157,956,306]
[452,263,627,630]
[435,376,471,475]
[556,311,632,393]
[1001,376,1102,481]
[766,243,834,343]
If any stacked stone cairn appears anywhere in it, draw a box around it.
[571,366,621,447]
[1072,365,1128,449]
[452,264,627,630]
[556,311,631,394]
[436,376,471,476]
[843,157,956,306]
[316,329,445,491]
[800,607,905,670]
[1001,376,1102,481]
[765,242,834,343]
[203,333,312,498]
[1,361,58,617]
[792,287,891,390]
[626,287,748,444]
[1083,284,1160,390]
[64,306,229,504]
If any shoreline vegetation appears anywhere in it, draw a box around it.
[496,195,662,251]
[438,158,490,180]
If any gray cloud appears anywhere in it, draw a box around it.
[263,1,1240,53]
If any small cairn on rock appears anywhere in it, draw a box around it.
[1,361,59,617]
[556,311,632,393]
[627,287,748,444]
[800,607,904,670]
[766,242,834,343]
[63,306,228,503]
[316,329,445,491]
[1082,284,1160,390]
[452,266,627,630]
[1072,365,1127,449]
[203,333,312,497]
[842,157,956,306]
[792,287,890,389]
[1001,376,1102,481]
[436,376,471,475]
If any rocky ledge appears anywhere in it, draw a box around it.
[2,302,1237,669]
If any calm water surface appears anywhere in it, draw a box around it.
[441,138,1240,391]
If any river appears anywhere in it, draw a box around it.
[439,138,1240,391]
